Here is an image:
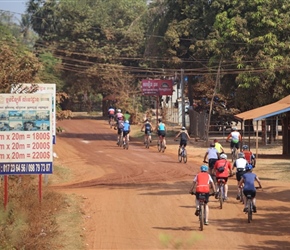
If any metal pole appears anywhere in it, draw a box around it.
[181,69,185,127]
[156,95,159,128]
[4,175,8,210]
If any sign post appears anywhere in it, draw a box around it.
[141,79,173,126]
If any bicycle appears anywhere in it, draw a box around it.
[123,134,129,150]
[190,192,214,231]
[178,145,187,163]
[157,135,165,153]
[117,131,123,147]
[142,130,151,149]
[244,187,261,223]
[231,147,238,162]
[109,116,115,128]
[216,178,226,209]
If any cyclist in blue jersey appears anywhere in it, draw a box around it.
[141,119,153,144]
[122,120,130,145]
[239,164,262,213]
[175,126,191,150]
[157,118,166,148]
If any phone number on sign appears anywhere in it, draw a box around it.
[0,162,53,175]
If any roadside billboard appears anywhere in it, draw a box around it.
[141,79,173,96]
[11,83,56,144]
[0,94,53,175]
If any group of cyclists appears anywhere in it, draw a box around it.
[190,127,262,225]
[108,106,131,146]
[108,107,262,226]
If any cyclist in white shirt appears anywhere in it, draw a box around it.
[233,152,248,200]
[226,127,242,153]
[203,142,219,176]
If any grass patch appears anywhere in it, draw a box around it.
[159,232,203,249]
[0,176,70,249]
[48,164,72,185]
[0,173,84,249]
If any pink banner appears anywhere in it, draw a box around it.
[141,79,173,96]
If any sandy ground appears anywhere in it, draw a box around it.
[52,118,290,250]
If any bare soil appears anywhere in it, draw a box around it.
[52,118,290,250]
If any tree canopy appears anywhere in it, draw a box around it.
[1,0,290,114]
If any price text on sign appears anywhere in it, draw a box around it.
[0,94,53,175]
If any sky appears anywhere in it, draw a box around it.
[0,0,28,17]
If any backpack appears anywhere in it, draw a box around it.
[217,160,227,173]
[118,120,124,129]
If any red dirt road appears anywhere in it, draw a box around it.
[54,119,290,250]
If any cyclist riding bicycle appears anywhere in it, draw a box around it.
[115,109,124,122]
[175,126,191,152]
[239,164,262,213]
[141,119,153,144]
[226,127,242,154]
[189,165,216,225]
[242,145,256,167]
[157,118,166,149]
[115,117,124,145]
[213,153,233,200]
[122,120,130,145]
[214,139,225,154]
[203,142,219,176]
[108,106,115,122]
[233,152,248,200]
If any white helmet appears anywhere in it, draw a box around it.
[220,153,227,159]
[125,120,129,123]
[117,109,121,113]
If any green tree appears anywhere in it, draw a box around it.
[27,0,148,112]
[0,23,41,92]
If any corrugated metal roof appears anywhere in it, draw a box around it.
[235,95,290,121]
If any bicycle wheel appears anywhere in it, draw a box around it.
[145,138,148,148]
[161,141,165,153]
[199,205,204,231]
[247,199,252,223]
[119,134,123,147]
[231,148,235,162]
[219,185,223,209]
[126,140,129,150]
[157,140,161,152]
[240,188,244,204]
[183,149,187,163]
[178,148,182,162]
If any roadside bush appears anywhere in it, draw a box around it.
[0,176,65,249]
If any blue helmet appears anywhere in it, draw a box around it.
[245,164,253,171]
[200,165,208,172]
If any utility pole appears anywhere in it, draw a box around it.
[206,59,222,143]
[181,69,185,127]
